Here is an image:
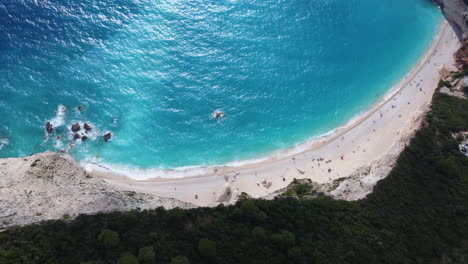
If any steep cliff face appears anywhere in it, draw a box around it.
[434,0,468,69]
[435,0,468,38]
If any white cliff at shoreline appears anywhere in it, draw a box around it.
[434,0,468,39]
[0,151,194,228]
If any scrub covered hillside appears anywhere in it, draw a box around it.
[0,92,467,264]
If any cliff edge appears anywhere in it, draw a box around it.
[435,0,468,69]
[434,0,468,38]
[0,151,194,228]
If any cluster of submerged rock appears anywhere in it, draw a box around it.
[45,106,112,142]
[70,122,93,141]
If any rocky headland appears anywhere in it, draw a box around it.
[0,151,194,228]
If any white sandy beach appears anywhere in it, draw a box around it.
[89,21,461,206]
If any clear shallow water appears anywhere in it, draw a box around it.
[0,0,441,169]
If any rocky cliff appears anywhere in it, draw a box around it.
[434,0,468,38]
[435,0,468,69]
[0,151,195,228]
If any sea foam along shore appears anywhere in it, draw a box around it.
[89,20,460,206]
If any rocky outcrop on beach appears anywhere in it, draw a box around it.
[454,39,468,69]
[0,151,195,228]
[435,0,468,69]
[434,0,468,38]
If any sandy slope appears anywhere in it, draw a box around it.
[90,21,460,206]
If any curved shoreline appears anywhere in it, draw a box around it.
[86,19,461,206]
[87,20,450,181]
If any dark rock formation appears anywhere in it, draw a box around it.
[455,39,468,69]
[73,133,81,140]
[71,123,80,132]
[84,123,92,131]
[45,122,53,133]
[81,135,88,141]
[103,132,112,142]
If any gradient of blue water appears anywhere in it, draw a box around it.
[0,0,441,168]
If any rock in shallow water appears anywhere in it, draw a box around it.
[73,133,81,140]
[84,123,92,131]
[103,132,112,142]
[71,123,81,132]
[45,122,53,133]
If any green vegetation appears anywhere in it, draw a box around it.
[170,256,189,264]
[0,93,467,264]
[125,191,136,198]
[281,179,317,198]
[197,238,216,259]
[437,79,453,89]
[117,253,138,264]
[97,229,120,249]
[251,226,267,242]
[30,159,40,167]
[451,68,468,79]
[138,246,155,263]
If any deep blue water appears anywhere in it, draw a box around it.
[0,0,441,169]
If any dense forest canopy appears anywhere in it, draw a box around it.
[0,92,467,264]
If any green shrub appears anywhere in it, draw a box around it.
[148,232,158,242]
[270,230,295,248]
[97,229,120,249]
[437,80,452,88]
[137,246,155,263]
[451,68,468,78]
[251,226,267,242]
[117,253,139,264]
[287,247,302,261]
[170,256,189,264]
[198,238,216,258]
[239,200,267,222]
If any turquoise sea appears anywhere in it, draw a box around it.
[0,0,442,169]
